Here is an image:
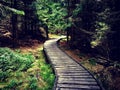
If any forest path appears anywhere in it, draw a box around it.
[43,37,101,90]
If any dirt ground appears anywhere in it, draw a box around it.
[13,39,43,54]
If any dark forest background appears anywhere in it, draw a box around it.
[0,0,120,62]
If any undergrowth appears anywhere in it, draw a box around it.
[0,47,55,90]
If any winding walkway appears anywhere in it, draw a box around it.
[43,37,102,90]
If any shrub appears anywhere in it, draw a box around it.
[5,79,18,90]
[88,58,97,66]
[28,76,38,90]
[0,48,34,72]
[0,70,9,81]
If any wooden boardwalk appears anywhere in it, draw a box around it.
[43,38,102,90]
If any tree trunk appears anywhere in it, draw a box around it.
[11,0,17,48]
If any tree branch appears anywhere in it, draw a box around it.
[73,23,94,35]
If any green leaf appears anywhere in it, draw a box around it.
[7,7,25,15]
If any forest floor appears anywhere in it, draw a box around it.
[18,34,61,53]
[0,36,55,89]
[58,39,120,90]
[16,38,55,89]
[18,39,43,53]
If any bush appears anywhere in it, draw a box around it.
[0,48,34,72]
[0,47,34,83]
[0,48,55,90]
[3,79,18,90]
[0,70,9,81]
[28,77,38,90]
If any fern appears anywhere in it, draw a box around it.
[0,48,34,81]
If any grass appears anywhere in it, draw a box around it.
[0,46,55,90]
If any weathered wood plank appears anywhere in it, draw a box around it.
[58,75,93,78]
[57,84,100,90]
[58,80,97,85]
[43,38,101,90]
[58,77,96,82]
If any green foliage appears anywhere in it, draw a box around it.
[91,22,109,48]
[40,63,55,89]
[0,70,9,82]
[0,48,34,81]
[32,0,71,33]
[35,50,55,89]
[7,79,18,89]
[0,2,24,21]
[88,58,96,66]
[19,53,34,71]
[0,48,55,90]
[2,79,23,90]
[40,65,54,82]
[28,76,38,90]
[91,9,110,48]
[14,71,22,78]
[7,7,25,15]
[73,4,83,17]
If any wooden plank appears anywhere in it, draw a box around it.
[58,75,93,78]
[58,80,97,85]
[55,68,85,71]
[57,84,100,90]
[56,70,88,73]
[43,38,101,90]
[56,88,82,90]
[57,72,90,76]
[58,77,96,82]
